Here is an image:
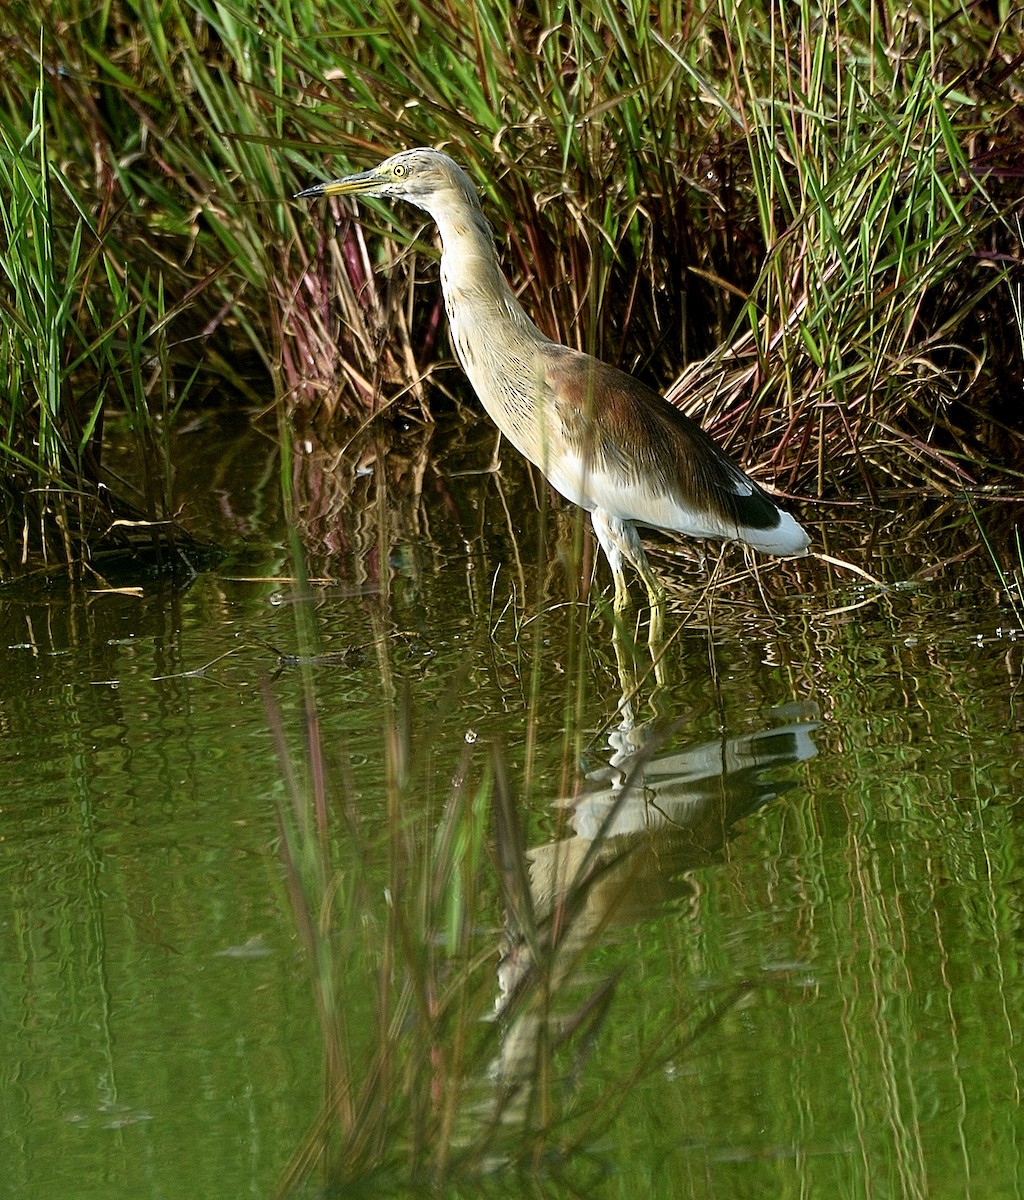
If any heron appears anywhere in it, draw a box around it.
[296,148,809,630]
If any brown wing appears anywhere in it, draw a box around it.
[541,345,783,534]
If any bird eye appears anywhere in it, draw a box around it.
[392,163,407,178]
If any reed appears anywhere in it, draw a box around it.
[1,0,1021,573]
[0,67,202,577]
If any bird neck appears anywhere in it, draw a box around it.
[430,198,497,263]
[430,199,545,342]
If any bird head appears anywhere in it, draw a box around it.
[295,147,481,219]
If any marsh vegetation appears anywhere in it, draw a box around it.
[2,2,1024,1196]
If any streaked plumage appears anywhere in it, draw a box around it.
[297,148,809,617]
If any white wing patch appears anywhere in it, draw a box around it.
[547,454,809,555]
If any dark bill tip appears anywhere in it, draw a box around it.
[294,183,326,199]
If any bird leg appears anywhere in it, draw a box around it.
[611,565,633,620]
[591,509,666,655]
[591,510,633,620]
[634,554,666,652]
[487,429,503,473]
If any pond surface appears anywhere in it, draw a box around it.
[2,408,1023,1198]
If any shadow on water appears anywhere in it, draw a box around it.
[3,411,1024,1199]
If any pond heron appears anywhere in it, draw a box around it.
[297,149,809,620]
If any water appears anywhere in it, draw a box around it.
[2,410,1022,1198]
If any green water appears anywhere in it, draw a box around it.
[2,412,1022,1198]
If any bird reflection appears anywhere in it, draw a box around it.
[492,702,818,1116]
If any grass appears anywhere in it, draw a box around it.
[972,498,1024,629]
[0,53,212,578]
[1,0,1022,575]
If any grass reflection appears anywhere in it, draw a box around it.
[266,593,818,1191]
